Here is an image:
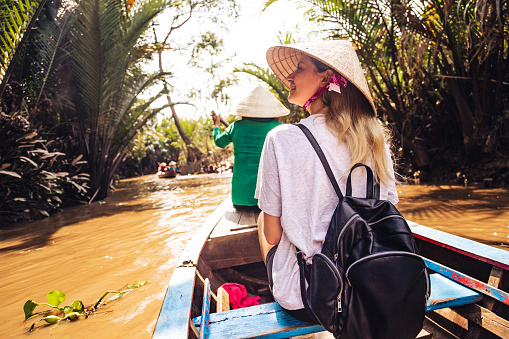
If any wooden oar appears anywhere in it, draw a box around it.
[211,111,229,127]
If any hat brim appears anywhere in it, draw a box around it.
[233,85,289,118]
[266,40,376,115]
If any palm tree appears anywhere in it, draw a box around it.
[0,0,48,97]
[72,0,171,200]
[20,0,74,108]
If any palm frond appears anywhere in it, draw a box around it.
[24,0,75,104]
[0,0,46,95]
[73,0,122,121]
[122,0,167,53]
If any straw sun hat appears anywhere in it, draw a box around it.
[233,85,289,118]
[266,40,376,115]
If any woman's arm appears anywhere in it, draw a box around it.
[263,212,283,245]
[213,123,233,148]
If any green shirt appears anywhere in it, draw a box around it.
[214,118,282,206]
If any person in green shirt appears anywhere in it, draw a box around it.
[212,85,289,211]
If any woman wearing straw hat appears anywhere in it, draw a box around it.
[212,85,289,211]
[255,40,399,323]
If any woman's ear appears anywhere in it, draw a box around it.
[319,69,335,86]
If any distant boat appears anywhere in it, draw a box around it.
[157,163,177,178]
[157,170,176,179]
[153,197,509,338]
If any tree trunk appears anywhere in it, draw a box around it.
[445,77,478,148]
[166,94,203,162]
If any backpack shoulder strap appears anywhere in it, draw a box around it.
[294,124,343,199]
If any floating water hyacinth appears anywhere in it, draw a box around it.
[23,281,148,331]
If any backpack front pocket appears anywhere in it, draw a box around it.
[308,253,343,333]
[345,252,428,339]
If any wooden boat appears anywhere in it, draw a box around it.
[157,170,176,179]
[153,197,509,338]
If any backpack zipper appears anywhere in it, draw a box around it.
[332,214,360,313]
[345,251,425,286]
[368,214,406,226]
[335,214,361,254]
[315,253,343,314]
[424,265,431,305]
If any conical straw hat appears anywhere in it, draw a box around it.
[234,85,289,118]
[266,40,376,115]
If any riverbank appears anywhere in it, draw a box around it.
[403,151,509,188]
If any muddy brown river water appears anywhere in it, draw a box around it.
[1,173,508,338]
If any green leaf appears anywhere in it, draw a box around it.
[46,290,65,307]
[23,300,38,320]
[106,290,130,303]
[25,310,52,321]
[127,280,148,289]
[65,312,81,320]
[63,305,73,316]
[42,315,61,324]
[72,300,84,312]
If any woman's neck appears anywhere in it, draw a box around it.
[307,100,329,116]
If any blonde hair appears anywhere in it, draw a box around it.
[311,59,395,186]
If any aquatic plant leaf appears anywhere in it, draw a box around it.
[66,312,81,320]
[26,310,52,321]
[23,300,38,320]
[0,163,10,170]
[72,300,84,312]
[42,315,61,324]
[127,280,148,289]
[46,290,65,307]
[106,290,131,303]
[63,305,73,315]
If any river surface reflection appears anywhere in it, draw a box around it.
[0,174,508,338]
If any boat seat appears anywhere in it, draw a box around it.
[192,273,482,338]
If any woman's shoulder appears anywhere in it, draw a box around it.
[266,123,300,140]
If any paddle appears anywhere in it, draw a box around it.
[211,111,229,127]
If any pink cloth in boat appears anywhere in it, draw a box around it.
[221,283,260,309]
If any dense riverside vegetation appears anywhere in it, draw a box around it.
[262,0,508,183]
[0,0,507,226]
[0,0,237,225]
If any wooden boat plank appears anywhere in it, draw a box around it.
[199,278,211,339]
[453,303,509,338]
[424,258,509,305]
[232,210,259,232]
[153,266,196,338]
[210,207,241,238]
[427,273,482,311]
[202,229,262,270]
[192,302,324,338]
[410,222,509,270]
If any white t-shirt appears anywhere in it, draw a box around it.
[255,114,399,310]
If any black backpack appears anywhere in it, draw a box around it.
[295,124,430,339]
